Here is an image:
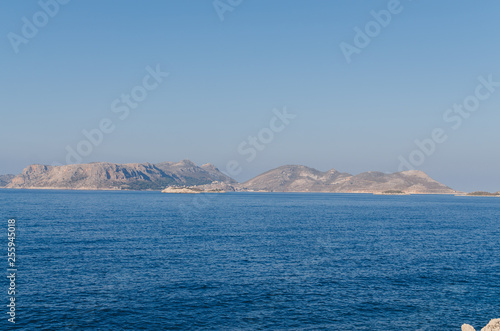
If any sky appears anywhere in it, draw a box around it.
[0,0,499,192]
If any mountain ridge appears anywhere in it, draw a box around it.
[4,160,235,190]
[238,165,458,194]
[1,161,462,194]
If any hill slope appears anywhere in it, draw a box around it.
[241,165,457,194]
[0,174,15,187]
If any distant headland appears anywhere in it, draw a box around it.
[0,160,478,195]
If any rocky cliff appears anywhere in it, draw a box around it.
[7,160,235,190]
[0,174,15,187]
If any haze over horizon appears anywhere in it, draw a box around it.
[1,0,499,192]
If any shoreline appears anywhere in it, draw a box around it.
[0,187,464,195]
[455,194,500,198]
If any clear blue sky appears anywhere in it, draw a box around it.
[1,0,499,192]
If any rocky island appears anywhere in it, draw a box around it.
[237,165,459,194]
[162,181,229,194]
[161,187,205,194]
[465,191,500,197]
[2,160,235,191]
[0,160,463,194]
[375,190,409,195]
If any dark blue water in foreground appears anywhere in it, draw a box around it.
[1,190,499,330]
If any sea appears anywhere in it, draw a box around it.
[1,189,499,330]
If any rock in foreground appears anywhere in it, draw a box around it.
[462,318,500,331]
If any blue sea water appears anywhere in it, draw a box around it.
[1,189,499,330]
